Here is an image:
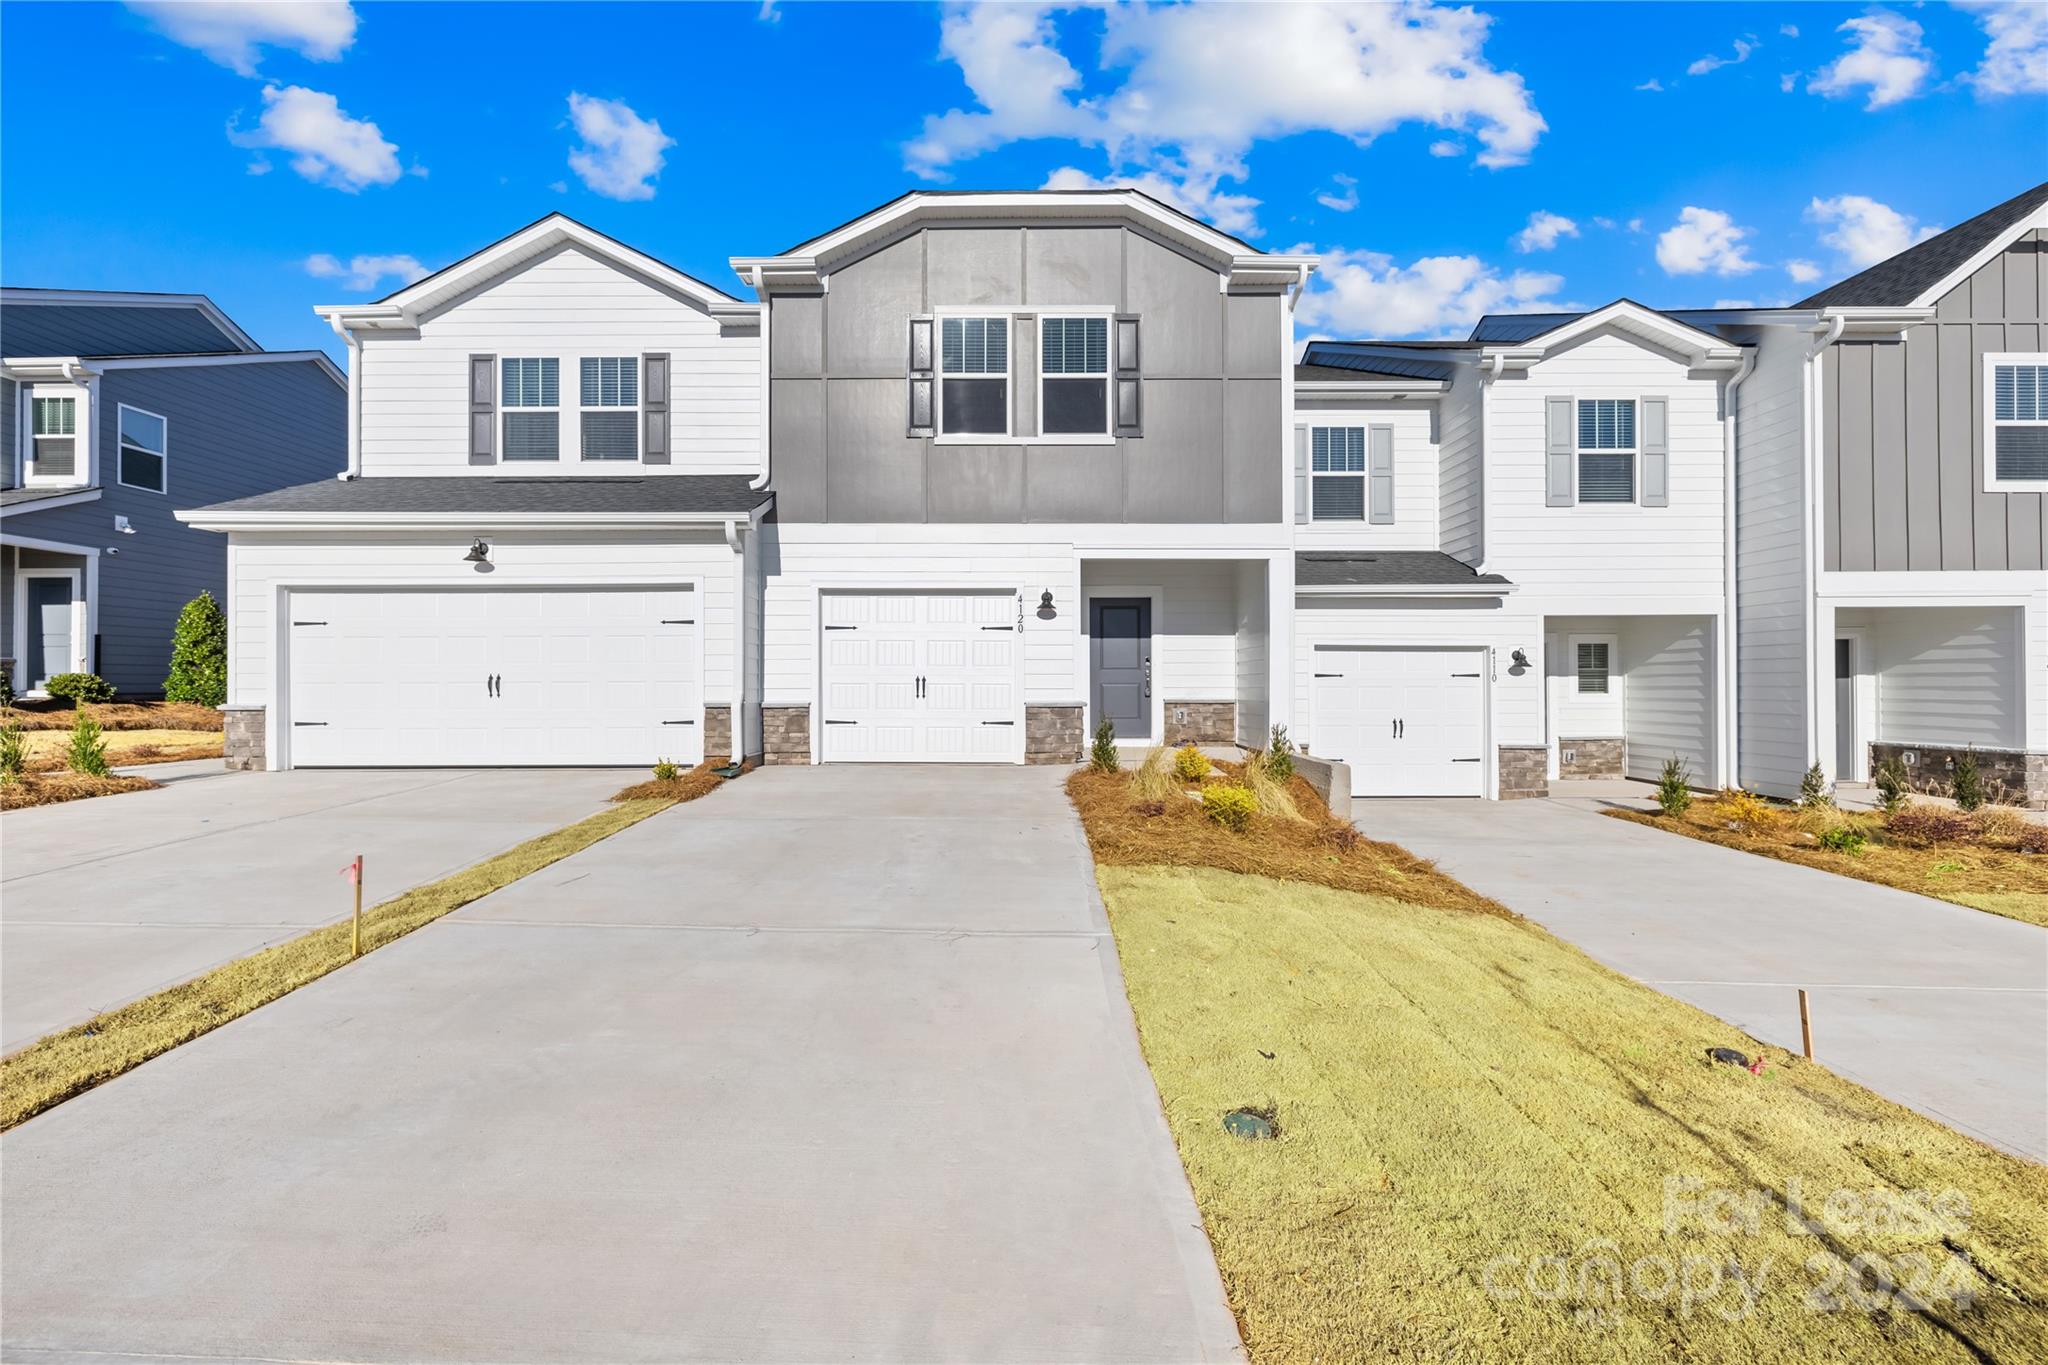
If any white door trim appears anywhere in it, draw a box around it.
[13,565,88,693]
[1833,627,1877,782]
[1080,585,1165,746]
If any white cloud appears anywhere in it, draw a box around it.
[1634,77,1664,91]
[127,0,355,75]
[228,84,402,191]
[549,179,569,194]
[1809,11,1933,109]
[1655,207,1760,276]
[1961,1,2048,97]
[1779,24,1800,39]
[1806,194,1941,269]
[1296,246,1564,339]
[907,2,1545,233]
[1779,71,1798,92]
[565,93,675,201]
[1042,165,1261,238]
[304,252,429,292]
[1784,258,1824,284]
[1514,210,1579,253]
[1627,218,1644,233]
[1428,139,1461,157]
[1688,35,1759,77]
[1316,173,1359,212]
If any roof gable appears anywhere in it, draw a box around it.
[1481,300,1746,368]
[0,290,256,356]
[1795,181,2048,310]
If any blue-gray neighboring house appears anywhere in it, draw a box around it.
[1,289,346,697]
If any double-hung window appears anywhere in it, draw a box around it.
[1576,640,1611,694]
[579,356,639,461]
[501,358,560,461]
[1987,355,2048,489]
[118,404,167,493]
[25,392,80,484]
[940,316,1008,436]
[1577,398,1636,503]
[1040,316,1109,436]
[1310,426,1367,520]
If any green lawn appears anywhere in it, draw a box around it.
[1101,865,2048,1363]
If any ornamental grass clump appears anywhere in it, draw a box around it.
[66,707,109,778]
[1874,755,1909,814]
[0,723,24,784]
[1174,744,1213,781]
[1240,751,1306,823]
[1133,746,1179,805]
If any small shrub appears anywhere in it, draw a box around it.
[1950,749,1985,812]
[1241,752,1307,823]
[1655,755,1692,817]
[2017,824,2048,856]
[1881,806,1976,849]
[1710,787,1780,831]
[1174,744,1213,781]
[66,707,109,777]
[1817,826,1868,856]
[1264,725,1296,783]
[44,673,114,707]
[1202,783,1257,834]
[0,724,24,784]
[1089,719,1119,773]
[1973,806,2030,846]
[1132,747,1178,805]
[1874,756,1908,814]
[0,662,13,709]
[163,590,228,706]
[1798,761,1835,810]
[652,758,681,782]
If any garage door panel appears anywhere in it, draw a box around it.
[1312,647,1487,798]
[819,592,1020,763]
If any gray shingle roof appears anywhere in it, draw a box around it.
[1795,181,2048,309]
[1296,551,1512,589]
[1298,343,1464,382]
[192,475,772,516]
[1,485,99,508]
[1467,312,1583,343]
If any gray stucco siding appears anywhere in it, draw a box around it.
[771,221,1285,524]
[0,303,241,358]
[1824,234,2046,573]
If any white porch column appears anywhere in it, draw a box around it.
[1265,549,1293,741]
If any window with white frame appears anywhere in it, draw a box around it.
[1987,355,2048,488]
[579,356,639,461]
[118,404,167,493]
[1576,640,1611,694]
[1040,316,1109,435]
[1577,399,1636,503]
[940,316,1008,436]
[501,357,560,461]
[26,391,81,484]
[1310,426,1367,520]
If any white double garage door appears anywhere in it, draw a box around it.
[1311,646,1488,797]
[286,587,700,768]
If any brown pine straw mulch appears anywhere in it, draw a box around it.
[2,701,223,731]
[610,759,749,804]
[1,772,159,811]
[1066,762,1511,919]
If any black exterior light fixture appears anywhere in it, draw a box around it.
[464,538,491,564]
[1037,590,1057,620]
[1511,648,1529,668]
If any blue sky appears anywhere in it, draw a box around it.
[4,1,2044,361]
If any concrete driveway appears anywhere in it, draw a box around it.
[1,767,1241,1364]
[1358,796,2048,1161]
[1,766,628,1052]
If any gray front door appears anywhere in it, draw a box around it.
[25,577,77,688]
[1834,637,1856,777]
[1091,598,1151,742]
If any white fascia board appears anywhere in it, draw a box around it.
[1498,300,1747,367]
[0,529,102,555]
[1294,380,1447,399]
[92,350,346,388]
[1906,202,2048,310]
[0,291,259,352]
[1813,306,1936,340]
[1295,582,1518,597]
[175,507,769,533]
[1,357,100,382]
[1,489,104,517]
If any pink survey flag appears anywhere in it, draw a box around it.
[339,860,359,886]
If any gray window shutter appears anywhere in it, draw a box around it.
[1368,424,1395,525]
[1639,395,1668,507]
[642,353,669,464]
[469,354,496,465]
[1545,395,1574,506]
[1293,425,1309,524]
[1115,314,1141,437]
[907,316,935,437]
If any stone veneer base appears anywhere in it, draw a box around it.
[1498,745,1548,800]
[1162,701,1237,748]
[703,705,732,764]
[762,705,811,766]
[1869,741,2047,811]
[1025,705,1084,765]
[1557,736,1624,780]
[221,705,265,771]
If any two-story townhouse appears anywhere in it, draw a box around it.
[1,289,344,697]
[726,190,1314,767]
[181,216,769,770]
[1296,301,1746,798]
[1736,180,2048,809]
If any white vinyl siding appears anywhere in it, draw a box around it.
[1620,616,1717,784]
[1834,605,2024,750]
[939,316,1009,437]
[501,357,559,462]
[1294,400,1440,549]
[1731,324,1810,799]
[117,403,167,493]
[579,356,639,462]
[1986,355,2048,489]
[1577,398,1635,503]
[354,244,760,477]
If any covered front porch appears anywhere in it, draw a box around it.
[1544,612,1725,789]
[1,535,98,698]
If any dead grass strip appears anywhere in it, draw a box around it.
[0,797,679,1130]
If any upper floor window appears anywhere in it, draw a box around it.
[1310,426,1366,520]
[1041,316,1109,436]
[579,357,639,461]
[25,391,80,485]
[502,357,559,461]
[940,316,1008,436]
[1987,355,2048,490]
[1577,398,1636,503]
[117,404,167,493]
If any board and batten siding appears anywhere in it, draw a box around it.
[356,244,761,478]
[223,532,740,711]
[1731,324,1812,798]
[769,224,1286,524]
[1290,399,1439,549]
[1823,230,2046,573]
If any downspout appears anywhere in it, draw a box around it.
[327,314,362,480]
[748,270,771,492]
[724,516,746,764]
[1720,348,1754,790]
[1801,315,1845,774]
[1474,351,1506,575]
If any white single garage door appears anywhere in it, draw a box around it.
[819,591,1020,763]
[286,587,699,767]
[1311,647,1487,797]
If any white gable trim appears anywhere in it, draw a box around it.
[1482,300,1746,371]
[1907,201,2048,310]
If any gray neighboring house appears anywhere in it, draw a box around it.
[1,289,345,697]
